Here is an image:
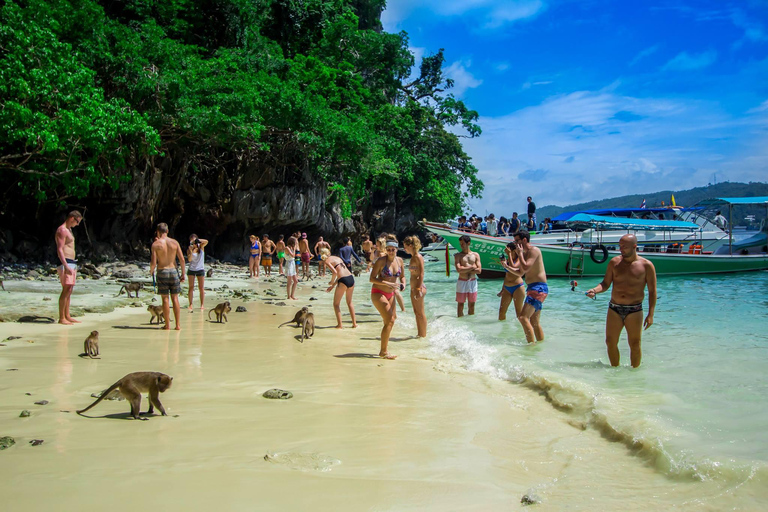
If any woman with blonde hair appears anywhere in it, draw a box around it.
[320,248,357,328]
[248,234,260,278]
[375,233,405,312]
[370,234,405,359]
[497,241,525,321]
[403,235,427,337]
[187,234,209,310]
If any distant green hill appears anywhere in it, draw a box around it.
[538,182,768,226]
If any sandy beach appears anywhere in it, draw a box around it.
[0,270,764,511]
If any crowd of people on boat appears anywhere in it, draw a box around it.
[455,196,556,236]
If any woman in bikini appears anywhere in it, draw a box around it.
[498,241,525,321]
[284,236,299,300]
[320,248,358,329]
[375,233,406,313]
[370,234,403,359]
[248,234,260,278]
[403,236,427,338]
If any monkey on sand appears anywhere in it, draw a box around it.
[147,305,164,324]
[301,312,315,343]
[208,301,231,323]
[82,330,100,359]
[116,282,144,298]
[278,307,310,328]
[77,371,173,420]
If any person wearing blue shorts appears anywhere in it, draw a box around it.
[513,230,548,344]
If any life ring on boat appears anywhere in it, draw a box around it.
[590,244,609,264]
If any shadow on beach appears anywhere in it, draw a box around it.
[333,353,380,359]
[112,325,164,330]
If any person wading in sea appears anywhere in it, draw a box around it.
[514,230,548,343]
[586,234,657,368]
[454,234,481,317]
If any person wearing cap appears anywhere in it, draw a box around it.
[298,232,313,280]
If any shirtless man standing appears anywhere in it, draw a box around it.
[298,233,313,280]
[454,234,482,317]
[55,210,83,325]
[514,230,548,344]
[586,234,657,368]
[275,235,286,276]
[313,236,331,277]
[261,234,276,276]
[361,235,374,272]
[150,223,186,330]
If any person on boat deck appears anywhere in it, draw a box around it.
[510,212,521,235]
[458,215,472,232]
[527,196,537,227]
[480,217,488,234]
[487,214,498,236]
[714,211,728,231]
[586,234,657,368]
[454,234,482,317]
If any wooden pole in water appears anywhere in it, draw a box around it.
[445,243,450,276]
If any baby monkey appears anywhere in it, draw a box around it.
[300,311,315,343]
[77,371,173,420]
[147,305,165,324]
[82,330,100,359]
[116,282,144,298]
[208,301,231,323]
[279,306,310,328]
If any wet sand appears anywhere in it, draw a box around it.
[0,273,762,511]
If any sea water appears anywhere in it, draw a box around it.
[411,258,768,487]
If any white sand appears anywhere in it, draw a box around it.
[0,272,762,511]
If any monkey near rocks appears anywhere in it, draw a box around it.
[208,301,231,323]
[77,372,173,420]
[83,331,100,359]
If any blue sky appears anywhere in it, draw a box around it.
[382,0,768,212]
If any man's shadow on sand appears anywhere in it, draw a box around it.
[333,353,380,359]
[112,325,164,330]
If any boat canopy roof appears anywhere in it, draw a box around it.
[695,196,768,207]
[553,207,674,222]
[566,213,701,230]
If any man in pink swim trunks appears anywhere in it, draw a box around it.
[454,234,482,317]
[55,210,83,325]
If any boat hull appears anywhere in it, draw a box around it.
[423,222,768,278]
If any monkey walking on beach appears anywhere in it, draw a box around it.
[81,331,100,359]
[278,307,310,328]
[77,372,173,420]
[147,305,165,324]
[208,301,231,323]
[116,282,144,298]
[206,268,213,278]
[301,312,315,343]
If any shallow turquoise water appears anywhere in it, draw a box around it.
[415,259,768,482]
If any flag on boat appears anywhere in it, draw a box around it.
[640,199,646,208]
[671,194,677,206]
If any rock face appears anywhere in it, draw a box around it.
[0,145,429,264]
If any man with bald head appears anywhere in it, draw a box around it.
[586,234,657,368]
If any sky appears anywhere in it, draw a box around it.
[382,0,768,212]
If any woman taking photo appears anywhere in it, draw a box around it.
[248,234,260,278]
[403,236,427,337]
[497,241,525,322]
[319,248,358,329]
[187,234,209,310]
[375,233,405,312]
[370,234,404,360]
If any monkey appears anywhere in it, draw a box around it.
[77,372,173,420]
[116,282,144,298]
[147,305,165,324]
[278,306,310,328]
[300,312,315,343]
[206,268,213,278]
[208,301,231,323]
[82,330,100,359]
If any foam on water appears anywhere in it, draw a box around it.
[412,260,768,487]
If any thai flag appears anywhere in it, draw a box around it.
[640,199,646,209]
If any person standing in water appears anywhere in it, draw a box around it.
[370,235,402,359]
[454,235,481,317]
[261,234,276,276]
[497,242,525,322]
[248,234,260,278]
[55,210,83,325]
[186,234,208,310]
[361,234,374,272]
[403,236,427,337]
[150,223,186,330]
[586,234,657,368]
[314,236,331,277]
[514,230,547,344]
[320,248,357,329]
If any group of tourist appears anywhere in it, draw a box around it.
[54,210,656,367]
[458,197,542,236]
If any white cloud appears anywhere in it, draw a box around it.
[747,99,768,114]
[629,44,660,66]
[382,0,545,32]
[458,88,768,211]
[495,62,510,72]
[662,50,717,71]
[444,60,483,97]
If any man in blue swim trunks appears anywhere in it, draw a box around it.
[513,230,548,344]
[586,234,657,368]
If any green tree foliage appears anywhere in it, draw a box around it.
[0,0,482,219]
